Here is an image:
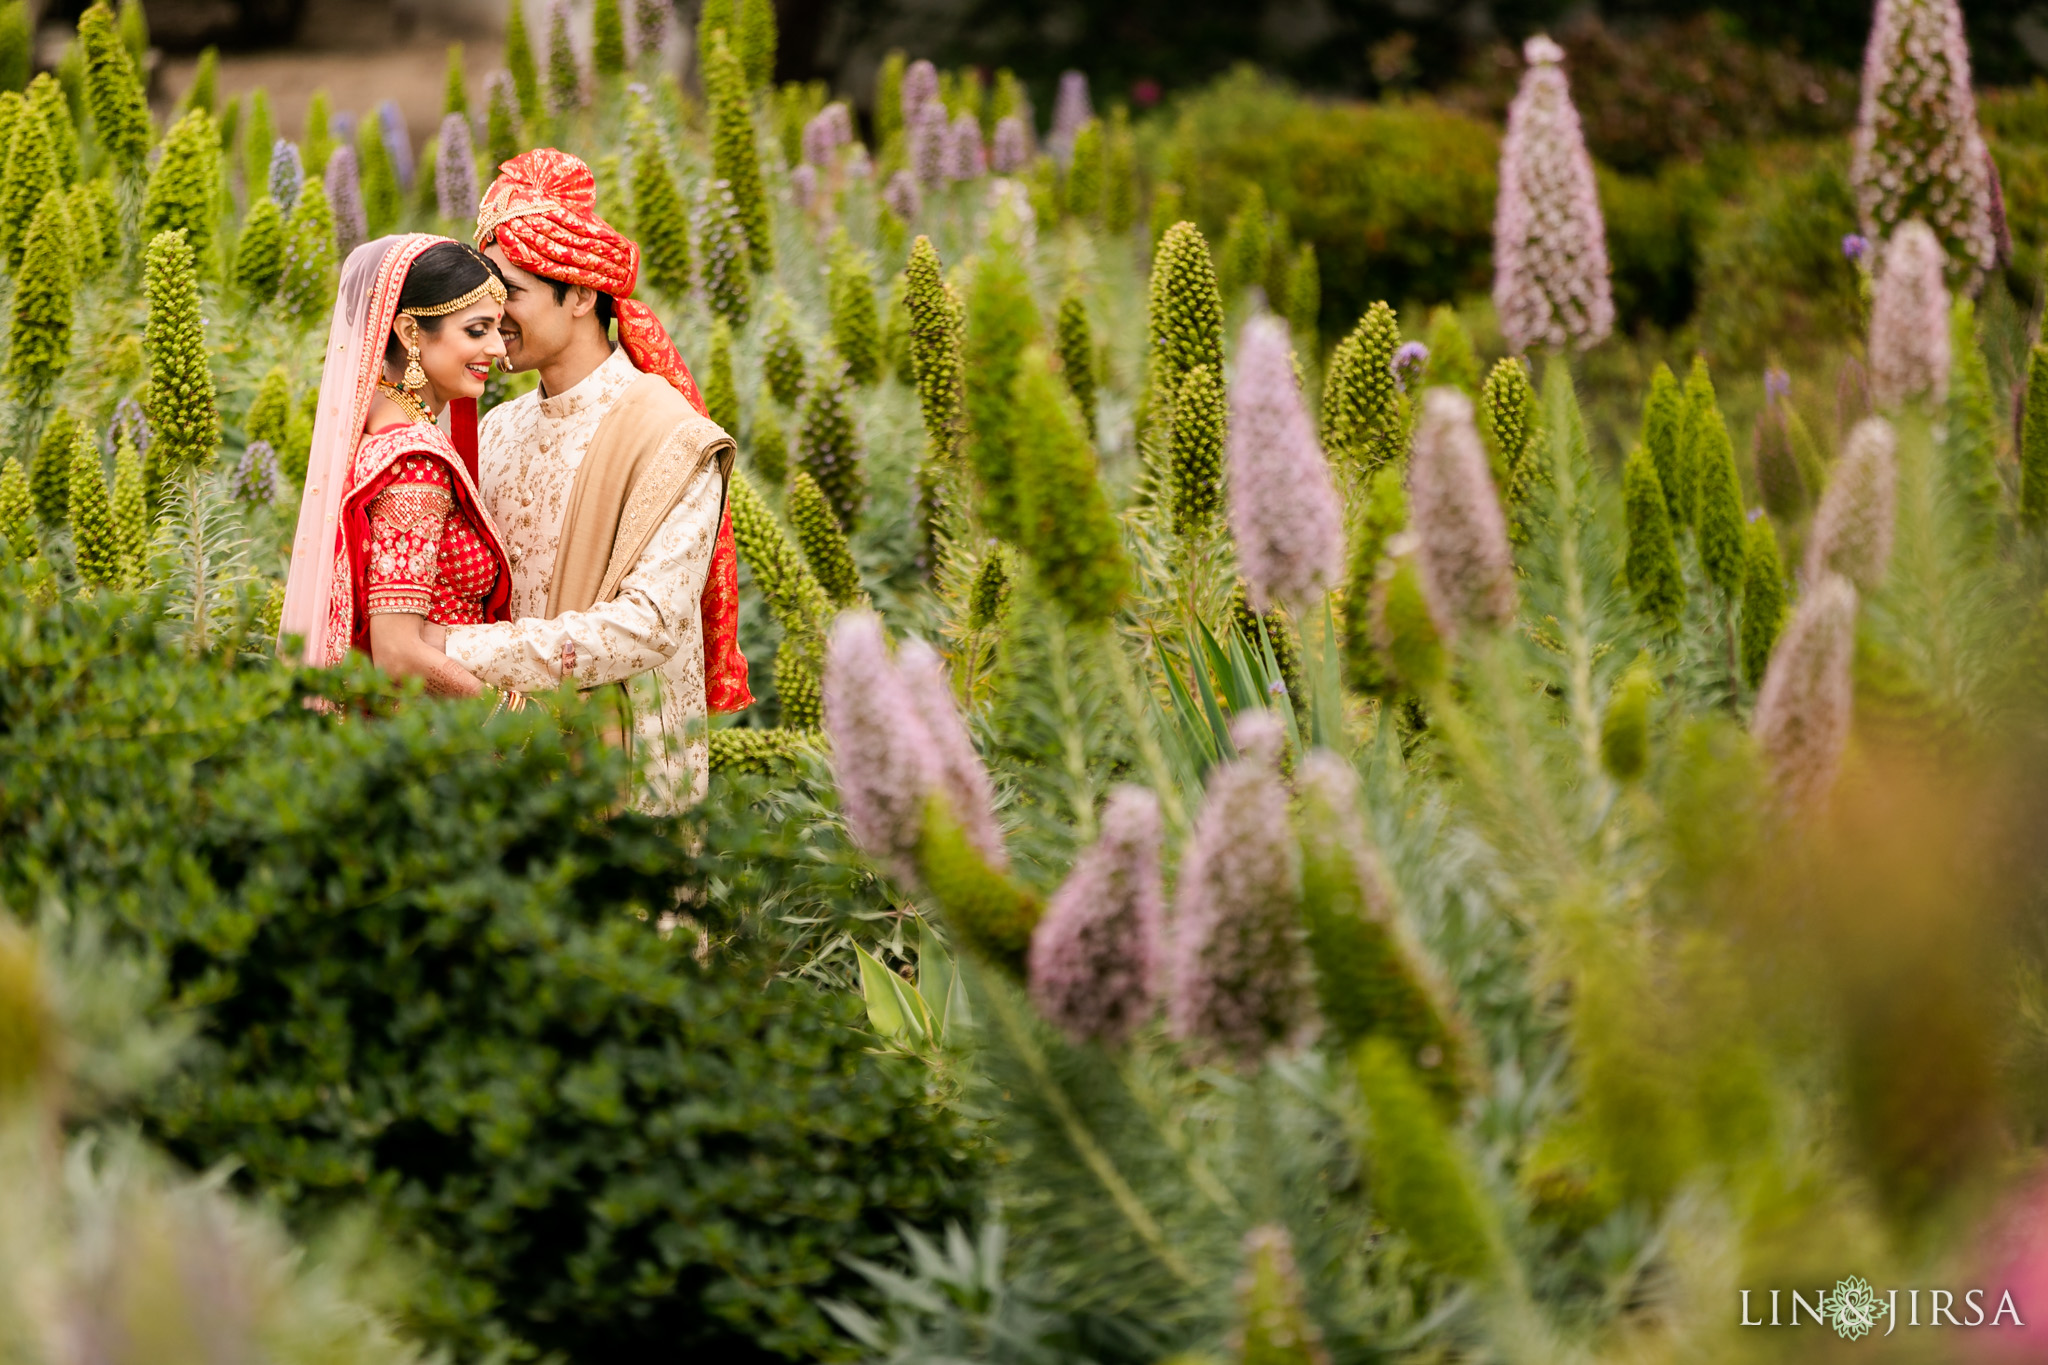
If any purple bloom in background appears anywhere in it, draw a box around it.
[824,611,938,883]
[1492,35,1614,353]
[233,441,284,504]
[1167,712,1310,1063]
[790,163,817,211]
[107,398,150,458]
[333,111,357,144]
[634,0,670,56]
[436,112,478,223]
[1765,366,1792,400]
[910,98,949,191]
[1408,388,1518,633]
[1752,572,1858,812]
[1225,315,1346,611]
[1049,69,1092,162]
[883,168,921,220]
[898,636,1006,869]
[325,145,366,257]
[1842,233,1870,263]
[1868,218,1952,409]
[268,138,302,211]
[824,101,854,148]
[1805,416,1897,591]
[990,115,1029,175]
[1029,785,1164,1045]
[1390,340,1430,392]
[844,142,872,180]
[379,100,414,191]
[802,111,836,169]
[1852,0,1996,291]
[901,58,939,128]
[942,113,984,181]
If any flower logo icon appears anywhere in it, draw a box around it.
[1823,1276,1889,1340]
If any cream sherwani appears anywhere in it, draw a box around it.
[446,346,724,808]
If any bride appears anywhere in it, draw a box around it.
[279,234,514,696]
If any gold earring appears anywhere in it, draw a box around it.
[403,342,426,393]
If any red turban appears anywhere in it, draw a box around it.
[478,149,752,715]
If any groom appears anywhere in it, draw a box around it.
[427,149,751,808]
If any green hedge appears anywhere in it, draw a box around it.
[0,565,978,1362]
[1695,144,1862,370]
[1164,68,1499,333]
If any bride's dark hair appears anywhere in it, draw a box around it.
[387,243,505,363]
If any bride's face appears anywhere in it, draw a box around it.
[399,302,507,403]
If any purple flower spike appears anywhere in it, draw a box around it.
[436,111,478,223]
[910,98,949,191]
[1225,315,1346,611]
[1390,340,1429,392]
[883,168,921,220]
[1764,366,1791,401]
[1852,0,1997,291]
[325,145,366,257]
[379,99,414,191]
[1028,785,1164,1046]
[1804,416,1897,591]
[897,637,1006,870]
[943,113,984,181]
[990,115,1029,175]
[1167,711,1309,1063]
[1868,219,1952,409]
[824,611,938,882]
[901,59,939,126]
[1491,34,1614,353]
[1049,69,1092,161]
[1752,572,1858,812]
[1407,388,1518,634]
[790,163,817,211]
[1842,233,1870,263]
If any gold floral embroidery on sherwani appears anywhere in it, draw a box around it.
[444,347,726,810]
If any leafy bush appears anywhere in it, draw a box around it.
[1163,68,1498,333]
[1599,160,1714,334]
[0,570,979,1362]
[1695,144,1862,369]
[1447,13,1856,175]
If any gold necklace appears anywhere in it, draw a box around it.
[376,379,434,425]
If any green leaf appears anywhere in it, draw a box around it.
[854,942,910,1039]
[1184,624,1236,759]
[917,919,956,1036]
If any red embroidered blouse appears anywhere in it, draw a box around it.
[356,428,503,628]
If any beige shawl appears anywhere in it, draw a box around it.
[546,371,735,617]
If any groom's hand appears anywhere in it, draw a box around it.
[421,622,448,652]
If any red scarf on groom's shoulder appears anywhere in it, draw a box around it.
[477,148,753,714]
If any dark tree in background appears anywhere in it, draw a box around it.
[784,0,2046,109]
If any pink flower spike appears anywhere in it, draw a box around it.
[991,115,1030,174]
[1491,35,1614,353]
[1804,416,1897,592]
[1868,219,1952,409]
[1028,785,1165,1045]
[1407,387,1518,634]
[1167,711,1310,1063]
[1226,315,1346,611]
[1751,573,1859,812]
[897,637,1006,870]
[824,611,937,882]
[1851,0,1997,292]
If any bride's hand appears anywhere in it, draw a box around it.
[368,613,484,698]
[421,621,448,652]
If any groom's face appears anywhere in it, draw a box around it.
[484,245,590,373]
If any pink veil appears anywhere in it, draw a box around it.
[279,235,443,665]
